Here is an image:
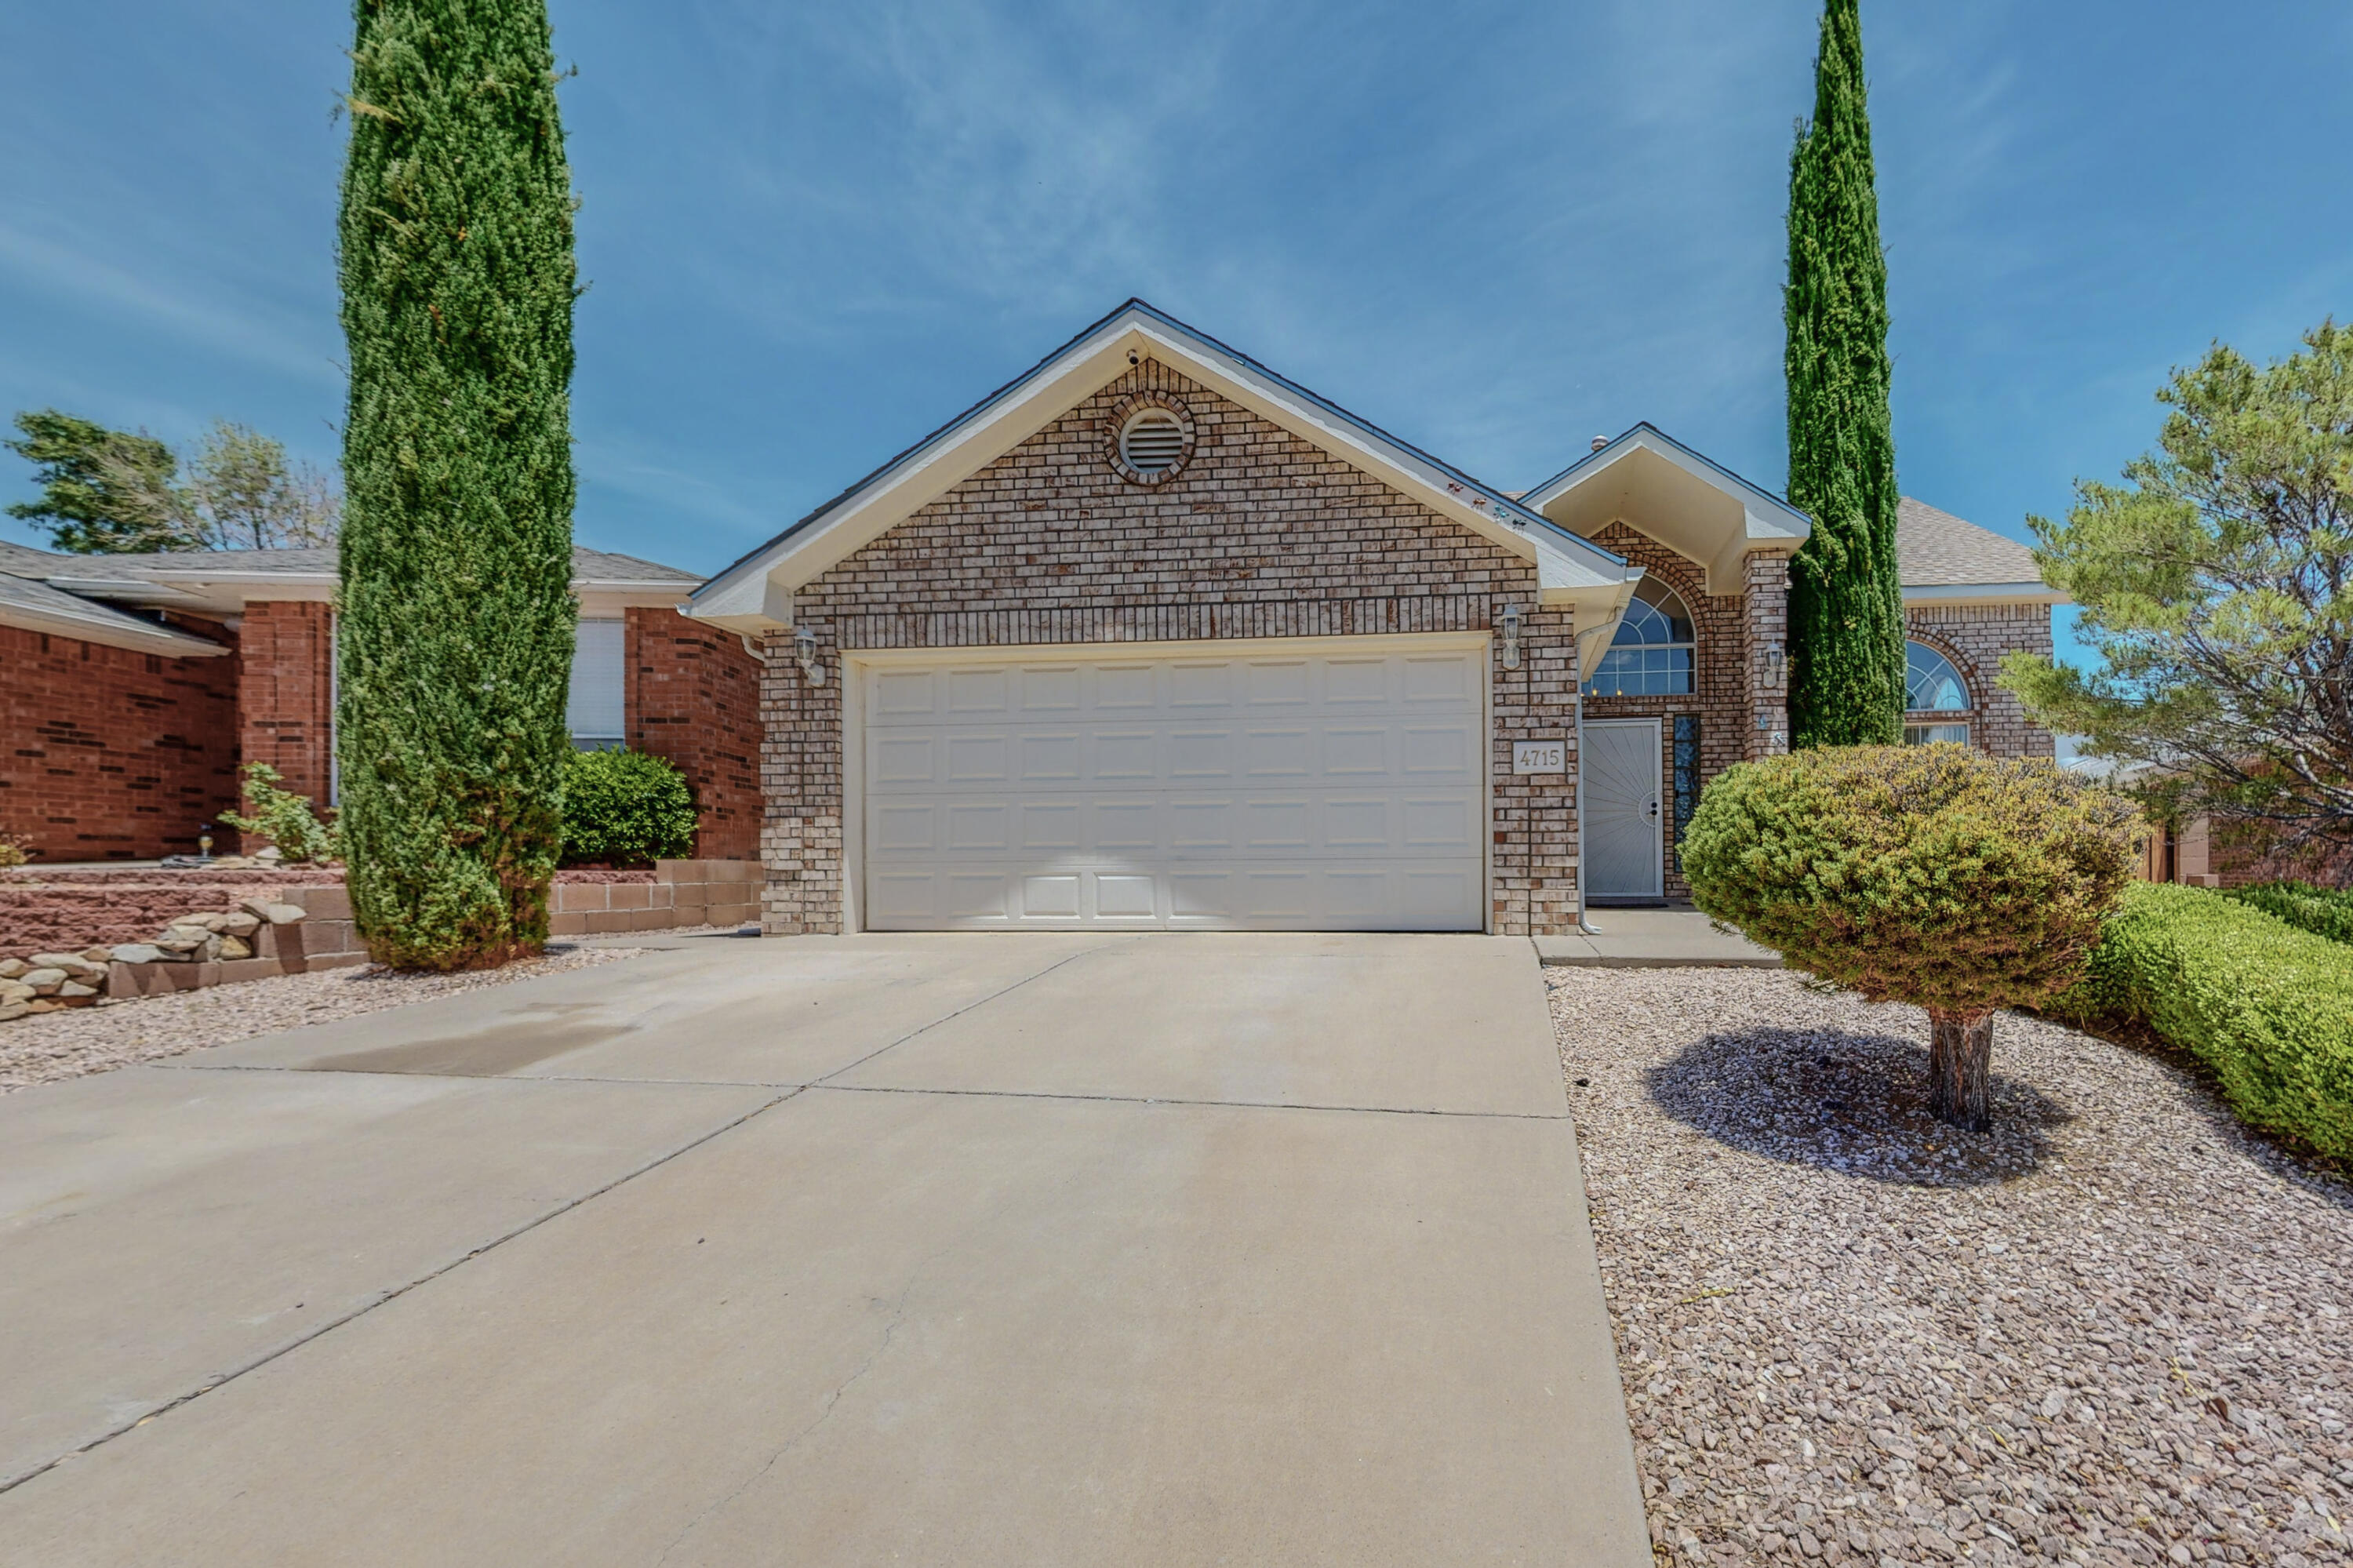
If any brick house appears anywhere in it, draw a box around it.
[687,301,2066,937]
[0,542,760,863]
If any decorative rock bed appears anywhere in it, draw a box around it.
[0,884,365,1023]
[0,860,760,1023]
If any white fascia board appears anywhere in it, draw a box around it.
[1901,581,2067,606]
[688,304,1627,628]
[1524,427,1813,545]
[0,600,230,657]
[575,584,710,617]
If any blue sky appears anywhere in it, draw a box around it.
[5,2,2350,668]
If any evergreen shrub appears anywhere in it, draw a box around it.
[335,0,580,970]
[560,749,696,867]
[2050,882,2353,1161]
[1682,744,2143,1129]
[2220,880,2353,947]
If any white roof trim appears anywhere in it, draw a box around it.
[691,302,1636,631]
[1518,425,1811,596]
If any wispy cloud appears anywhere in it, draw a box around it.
[0,214,340,388]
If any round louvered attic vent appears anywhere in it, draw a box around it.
[1118,408,1187,477]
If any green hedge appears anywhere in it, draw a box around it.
[2221,880,2353,946]
[2051,882,2353,1159]
[559,748,697,868]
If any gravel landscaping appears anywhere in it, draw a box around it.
[0,943,646,1092]
[1551,966,2353,1568]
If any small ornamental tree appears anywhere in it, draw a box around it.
[1681,744,2144,1130]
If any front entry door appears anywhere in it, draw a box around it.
[1584,719,1662,900]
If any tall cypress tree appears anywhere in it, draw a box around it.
[1784,0,1905,748]
[336,0,578,970]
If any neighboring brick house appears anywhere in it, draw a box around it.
[688,301,2065,936]
[0,543,760,863]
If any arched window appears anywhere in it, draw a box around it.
[1904,640,1972,745]
[1584,577,1696,697]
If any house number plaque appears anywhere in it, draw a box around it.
[1512,740,1566,775]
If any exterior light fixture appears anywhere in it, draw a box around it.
[795,624,825,687]
[1499,604,1523,670]
[1766,641,1786,686]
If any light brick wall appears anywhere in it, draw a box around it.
[0,620,242,861]
[756,358,1584,934]
[1578,526,1757,901]
[1904,602,2055,759]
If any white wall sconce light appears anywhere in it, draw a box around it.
[1499,603,1523,670]
[795,624,825,687]
[1765,640,1786,687]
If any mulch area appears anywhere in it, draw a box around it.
[1550,966,2352,1566]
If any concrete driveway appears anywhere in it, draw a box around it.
[0,933,1647,1566]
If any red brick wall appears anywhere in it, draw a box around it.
[625,606,762,861]
[0,621,241,862]
[237,601,335,806]
[758,358,1581,935]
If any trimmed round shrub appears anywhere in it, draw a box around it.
[1680,744,2144,1130]
[559,748,697,867]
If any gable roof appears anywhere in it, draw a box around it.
[1518,424,1811,595]
[1896,497,2053,597]
[689,299,1640,631]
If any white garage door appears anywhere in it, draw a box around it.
[859,640,1486,930]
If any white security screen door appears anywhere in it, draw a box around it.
[1584,719,1662,900]
[859,640,1486,930]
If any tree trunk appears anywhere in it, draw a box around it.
[1926,1009,1995,1132]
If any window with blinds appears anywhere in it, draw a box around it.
[568,619,626,747]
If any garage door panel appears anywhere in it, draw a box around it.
[1092,729,1157,778]
[1169,664,1233,708]
[943,733,1007,782]
[1095,874,1158,919]
[1094,664,1156,709]
[862,645,1485,930]
[1325,657,1389,705]
[872,803,936,853]
[1169,799,1235,850]
[1016,732,1082,781]
[1016,665,1082,711]
[1019,801,1082,850]
[1093,799,1160,850]
[1168,730,1235,779]
[873,735,936,784]
[1243,727,1312,777]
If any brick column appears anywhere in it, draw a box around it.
[1489,600,1579,936]
[236,602,334,804]
[758,626,845,935]
[1740,553,1791,759]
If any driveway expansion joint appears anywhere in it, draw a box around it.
[806,940,1126,1086]
[812,1081,1572,1121]
[0,1086,802,1500]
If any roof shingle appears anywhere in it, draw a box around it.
[1897,497,2044,588]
